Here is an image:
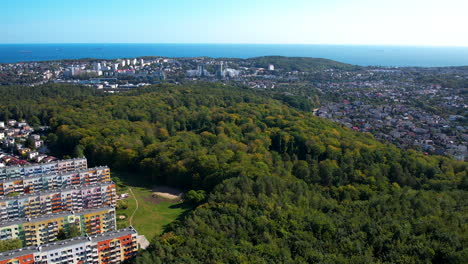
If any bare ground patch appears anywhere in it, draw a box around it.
[152,186,183,200]
[143,194,181,204]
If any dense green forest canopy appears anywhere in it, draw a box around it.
[0,84,466,263]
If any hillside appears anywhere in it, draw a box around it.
[0,84,466,263]
[247,56,361,71]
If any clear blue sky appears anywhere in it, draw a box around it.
[2,0,467,46]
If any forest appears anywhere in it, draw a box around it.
[245,56,361,72]
[0,84,466,263]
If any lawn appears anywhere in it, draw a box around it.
[112,172,188,241]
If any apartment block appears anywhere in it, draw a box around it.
[0,227,138,264]
[0,158,88,180]
[0,166,111,197]
[0,183,117,221]
[0,206,116,247]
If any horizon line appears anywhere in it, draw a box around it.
[1,43,468,48]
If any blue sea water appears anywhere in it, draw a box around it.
[0,44,467,67]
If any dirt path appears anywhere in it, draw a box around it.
[128,188,139,226]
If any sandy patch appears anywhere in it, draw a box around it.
[152,186,183,200]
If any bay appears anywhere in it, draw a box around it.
[0,43,467,67]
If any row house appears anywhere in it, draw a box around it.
[0,206,116,247]
[0,227,138,264]
[0,158,87,180]
[0,166,111,197]
[0,182,116,221]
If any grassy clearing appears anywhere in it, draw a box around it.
[113,172,188,241]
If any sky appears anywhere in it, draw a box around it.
[1,0,467,46]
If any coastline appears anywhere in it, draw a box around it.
[1,43,468,67]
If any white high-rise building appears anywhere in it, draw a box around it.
[268,64,275,71]
[113,64,119,71]
[132,59,137,65]
[140,59,144,65]
[121,60,126,67]
[70,66,82,76]
[126,59,131,65]
[93,62,102,71]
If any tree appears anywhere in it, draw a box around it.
[183,190,206,205]
[57,224,81,240]
[72,144,85,158]
[117,199,129,210]
[293,160,310,182]
[0,239,22,251]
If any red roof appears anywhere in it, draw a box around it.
[8,159,28,165]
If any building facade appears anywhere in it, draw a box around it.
[0,158,87,180]
[0,206,116,247]
[0,167,111,197]
[0,227,138,264]
[0,183,117,221]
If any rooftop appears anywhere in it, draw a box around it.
[0,157,87,170]
[0,166,109,184]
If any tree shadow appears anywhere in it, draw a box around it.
[161,203,195,234]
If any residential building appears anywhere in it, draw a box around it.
[0,206,116,246]
[0,182,117,221]
[0,166,111,197]
[0,227,138,264]
[0,158,87,180]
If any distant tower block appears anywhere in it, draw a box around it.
[216,62,225,78]
[93,62,102,71]
[268,64,275,71]
[197,65,206,77]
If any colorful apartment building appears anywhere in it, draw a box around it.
[0,158,141,263]
[0,158,87,180]
[0,206,116,247]
[0,183,116,221]
[94,227,138,264]
[0,166,111,197]
[0,227,138,264]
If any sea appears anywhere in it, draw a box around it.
[0,44,468,67]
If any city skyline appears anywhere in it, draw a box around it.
[2,0,468,46]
